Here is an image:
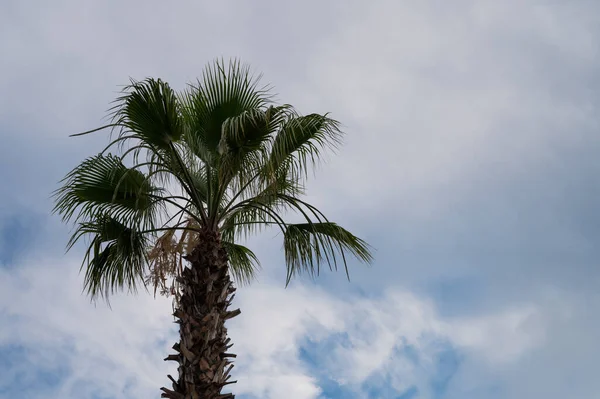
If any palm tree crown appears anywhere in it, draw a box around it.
[53,59,372,301]
[53,59,373,398]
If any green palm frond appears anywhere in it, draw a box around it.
[220,204,283,242]
[181,59,272,154]
[222,241,261,286]
[52,154,162,227]
[217,108,272,198]
[55,59,373,302]
[283,222,372,286]
[219,105,297,198]
[188,165,210,204]
[219,108,271,155]
[219,172,300,241]
[111,78,183,150]
[70,215,149,300]
[268,113,343,178]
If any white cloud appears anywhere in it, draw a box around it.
[290,0,600,223]
[0,254,177,398]
[449,304,542,365]
[2,0,598,234]
[2,0,600,398]
[306,290,542,397]
[0,252,547,399]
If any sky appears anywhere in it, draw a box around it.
[1,0,600,398]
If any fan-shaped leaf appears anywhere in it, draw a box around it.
[222,241,260,285]
[269,113,342,178]
[53,154,160,227]
[181,59,272,154]
[283,222,372,285]
[71,216,149,300]
[112,78,183,149]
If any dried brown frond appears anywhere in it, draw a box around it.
[145,219,201,309]
[176,218,201,255]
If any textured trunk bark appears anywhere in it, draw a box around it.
[161,229,239,399]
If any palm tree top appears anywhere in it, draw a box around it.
[53,59,373,301]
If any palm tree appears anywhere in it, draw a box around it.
[53,59,372,398]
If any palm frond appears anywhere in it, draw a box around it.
[145,218,202,305]
[218,105,297,200]
[219,170,301,241]
[283,222,372,286]
[110,78,183,150]
[145,229,181,300]
[221,200,286,242]
[222,241,260,286]
[180,59,272,155]
[52,154,162,227]
[219,108,271,155]
[70,215,149,301]
[55,59,373,304]
[268,113,343,179]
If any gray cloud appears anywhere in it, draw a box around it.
[0,255,546,399]
[1,0,600,398]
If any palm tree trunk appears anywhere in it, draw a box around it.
[161,229,240,399]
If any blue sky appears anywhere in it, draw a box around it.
[1,0,600,398]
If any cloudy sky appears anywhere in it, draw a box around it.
[1,0,600,398]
